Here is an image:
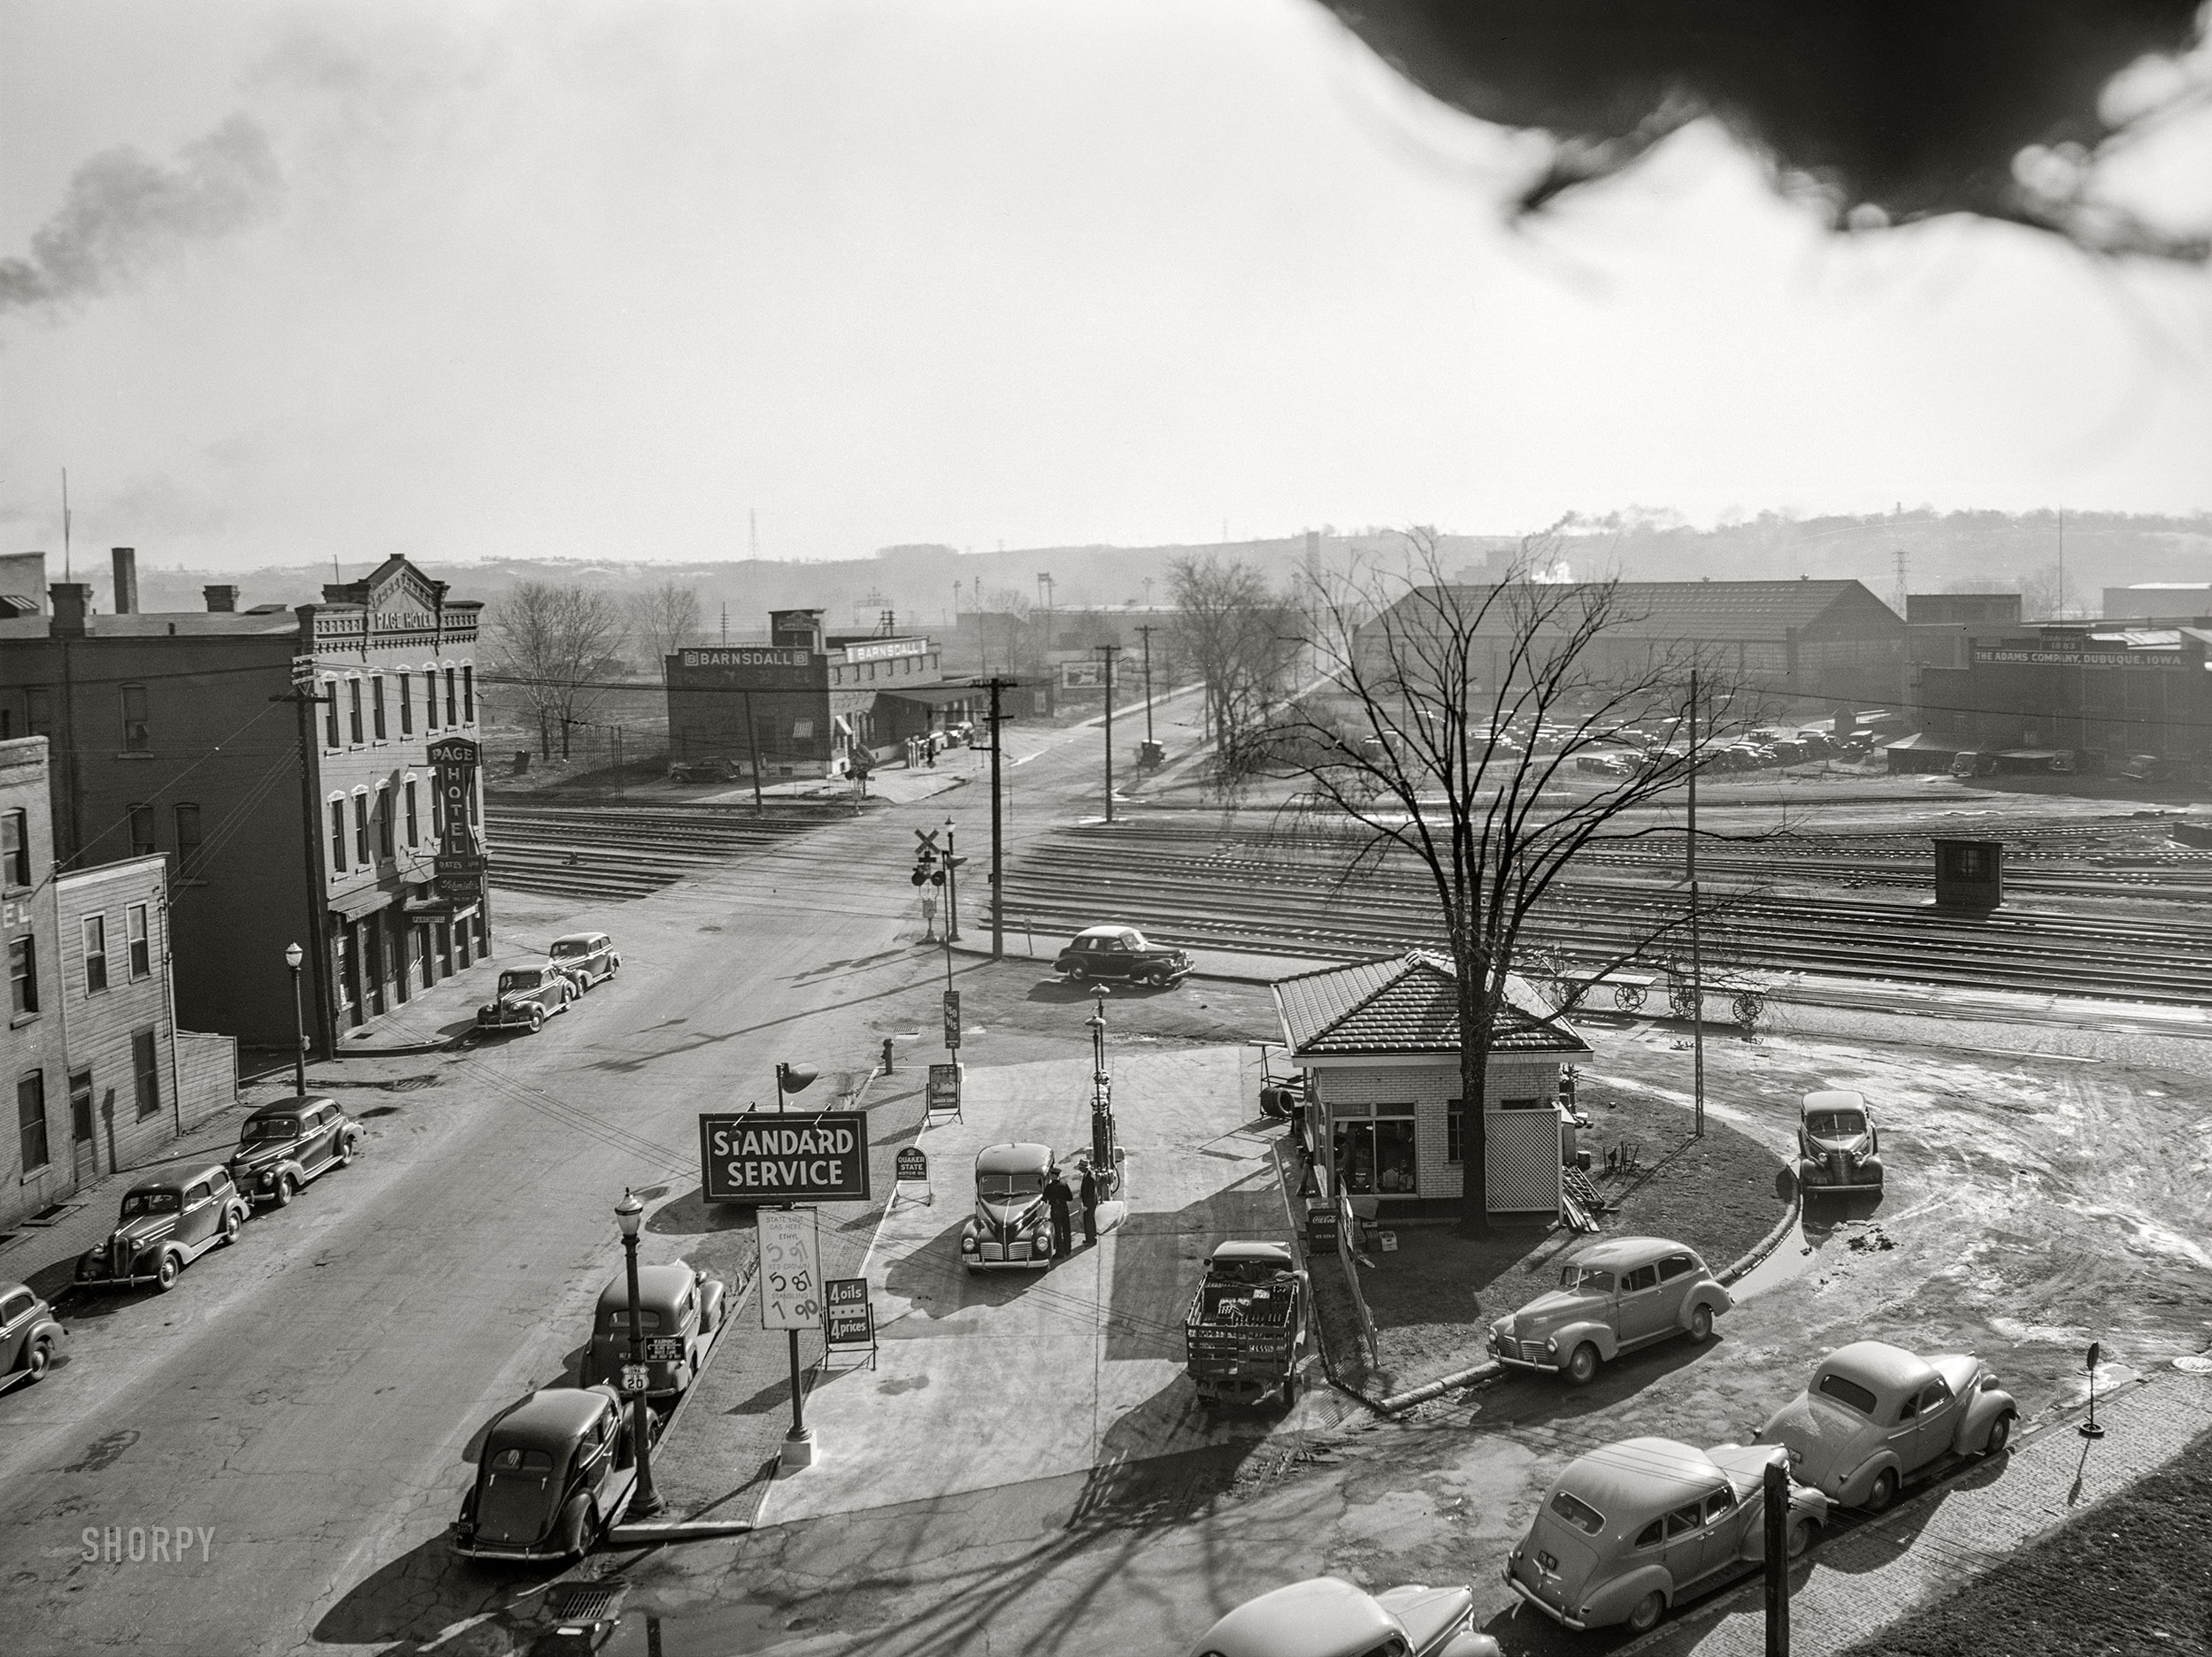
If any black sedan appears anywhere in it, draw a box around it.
[1053,925,1193,987]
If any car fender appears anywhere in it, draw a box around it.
[1958,1387,2016,1454]
[1678,1284,1732,1329]
[1839,1448,1901,1507]
[1580,1562,1672,1628]
[1551,1320,1619,1362]
[699,1279,726,1333]
[1436,1632,1503,1657]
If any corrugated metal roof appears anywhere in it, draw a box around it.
[1273,950,1588,1059]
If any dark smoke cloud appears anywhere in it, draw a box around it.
[0,114,283,314]
[1317,1,2209,256]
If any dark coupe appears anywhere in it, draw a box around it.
[76,1165,250,1292]
[1053,925,1193,987]
[228,1096,363,1208]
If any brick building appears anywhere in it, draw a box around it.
[1272,952,1589,1220]
[0,550,488,1051]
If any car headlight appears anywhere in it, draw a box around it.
[960,1236,978,1252]
[1546,1336,1558,1354]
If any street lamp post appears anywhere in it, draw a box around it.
[613,1189,664,1517]
[284,942,307,1097]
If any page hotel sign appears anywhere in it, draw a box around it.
[428,736,485,875]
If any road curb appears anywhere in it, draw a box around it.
[1717,1185,1801,1287]
[1374,1358,1503,1416]
[603,1519,753,1546]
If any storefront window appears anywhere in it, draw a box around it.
[1333,1116,1417,1196]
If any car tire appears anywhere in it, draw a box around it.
[1985,1412,2015,1456]
[220,1208,242,1246]
[557,1494,594,1561]
[1688,1303,1714,1341]
[1786,1517,1815,1560]
[1863,1468,1899,1514]
[1565,1343,1600,1385]
[1626,1591,1665,1633]
[337,1135,356,1168]
[273,1172,297,1208]
[1066,963,1088,984]
[26,1337,52,1383]
[154,1252,181,1293]
[528,1006,546,1033]
[609,957,620,978]
[1279,1371,1299,1410]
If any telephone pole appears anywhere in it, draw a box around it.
[1688,668,1704,1138]
[1099,643,1122,824]
[960,676,1021,958]
[1135,625,1156,747]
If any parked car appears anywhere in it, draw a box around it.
[1184,1241,1310,1408]
[666,756,741,783]
[1053,925,1193,987]
[1796,1089,1882,1197]
[1949,749,1999,778]
[549,931,622,990]
[228,1096,363,1208]
[450,1385,636,1562]
[1766,740,1806,765]
[1576,753,1632,777]
[960,1142,1060,1270]
[2119,753,2172,782]
[1794,731,1832,758]
[1757,1340,2016,1512]
[1489,1236,1732,1385]
[75,1166,250,1293]
[1188,1576,1501,1657]
[580,1261,726,1400]
[1505,1438,1828,1634]
[476,961,579,1033]
[0,1282,66,1390]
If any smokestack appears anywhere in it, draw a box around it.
[203,584,240,613]
[111,547,138,613]
[50,582,91,637]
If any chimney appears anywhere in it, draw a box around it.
[111,547,139,614]
[50,582,92,638]
[204,584,240,613]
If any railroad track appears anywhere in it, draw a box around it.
[999,820,2212,1005]
[483,801,843,900]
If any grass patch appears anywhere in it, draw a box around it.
[1835,1424,2212,1657]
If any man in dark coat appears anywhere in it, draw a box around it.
[1078,1160,1100,1247]
[1043,1168,1075,1258]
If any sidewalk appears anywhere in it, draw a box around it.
[1624,1369,2212,1655]
[326,955,511,1055]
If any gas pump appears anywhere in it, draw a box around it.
[1086,990,1122,1197]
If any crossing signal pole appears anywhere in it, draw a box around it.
[1099,642,1122,824]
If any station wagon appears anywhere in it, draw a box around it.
[1757,1340,2016,1512]
[580,1262,726,1400]
[451,1385,636,1562]
[1189,1575,1501,1657]
[477,961,578,1033]
[549,932,622,990]
[76,1166,250,1292]
[1489,1236,1732,1385]
[1507,1437,1827,1633]
[0,1282,66,1390]
[1796,1089,1883,1195]
[228,1096,362,1208]
[959,1143,1059,1270]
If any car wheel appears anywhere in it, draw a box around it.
[337,1135,356,1168]
[528,1006,546,1032]
[557,1494,594,1561]
[26,1338,52,1383]
[154,1252,181,1293]
[1985,1412,2015,1456]
[1688,1303,1714,1341]
[1066,963,1087,984]
[1565,1342,1600,1386]
[1626,1590,1665,1633]
[608,957,620,978]
[1279,1370,1299,1410]
[1863,1468,1899,1514]
[273,1172,297,1208]
[1786,1517,1815,1560]
[220,1208,242,1246]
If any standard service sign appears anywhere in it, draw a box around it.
[699,1111,871,1204]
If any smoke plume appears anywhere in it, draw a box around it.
[0,114,282,314]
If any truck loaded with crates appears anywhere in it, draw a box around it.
[1182,1240,1310,1409]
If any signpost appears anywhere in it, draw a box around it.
[699,1111,872,1205]
[758,1206,823,1470]
[824,1277,875,1369]
[926,1062,963,1121]
[941,991,961,1050]
[894,1146,927,1184]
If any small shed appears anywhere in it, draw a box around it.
[1271,951,1592,1220]
[1932,838,2003,909]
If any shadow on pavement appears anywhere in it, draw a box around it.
[1800,1186,1886,1239]
[646,1187,758,1238]
[311,1530,558,1651]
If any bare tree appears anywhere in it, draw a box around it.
[1168,554,1304,783]
[490,581,626,760]
[1273,534,1767,1231]
[626,581,703,679]
[2019,563,2076,621]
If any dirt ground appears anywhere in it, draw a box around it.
[1307,1077,1787,1398]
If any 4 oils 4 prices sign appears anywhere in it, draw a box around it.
[699,1111,872,1204]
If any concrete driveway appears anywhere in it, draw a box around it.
[764,1045,1355,1526]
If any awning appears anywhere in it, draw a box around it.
[329,885,394,923]
[877,686,977,708]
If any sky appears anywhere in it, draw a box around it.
[3,0,2210,576]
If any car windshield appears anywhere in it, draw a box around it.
[488,1447,555,1474]
[1550,1490,1607,1536]
[1806,1109,1866,1138]
[1559,1266,1617,1293]
[243,1118,299,1141]
[1817,1372,1881,1415]
[498,970,542,993]
[550,940,593,958]
[979,1171,1043,1199]
[121,1190,180,1216]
